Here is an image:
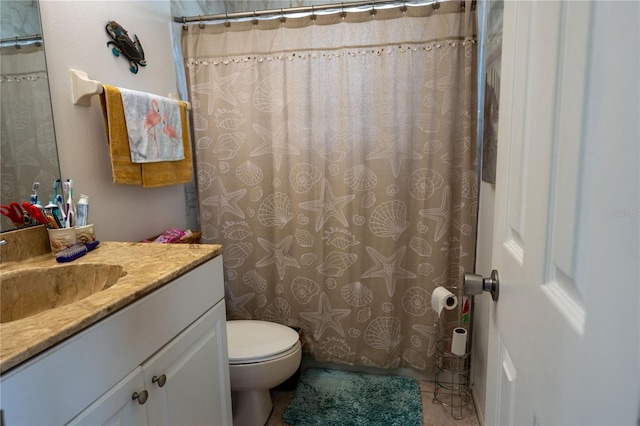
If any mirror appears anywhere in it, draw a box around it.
[1,0,61,232]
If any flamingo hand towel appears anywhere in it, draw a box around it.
[119,88,185,163]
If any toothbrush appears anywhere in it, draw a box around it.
[63,179,75,228]
[61,181,68,211]
[68,179,75,227]
[50,179,64,225]
[51,179,60,205]
[31,182,42,208]
[66,179,73,205]
[62,181,69,226]
[56,194,66,224]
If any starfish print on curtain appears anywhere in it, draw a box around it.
[299,179,356,232]
[10,138,39,168]
[365,129,423,178]
[201,179,247,224]
[425,71,455,115]
[256,235,300,280]
[224,283,254,319]
[418,185,465,242]
[191,65,239,114]
[250,123,300,172]
[300,292,351,340]
[361,245,417,297]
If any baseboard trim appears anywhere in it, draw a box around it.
[471,385,485,426]
[300,358,434,381]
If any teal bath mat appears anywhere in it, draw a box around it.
[283,368,422,426]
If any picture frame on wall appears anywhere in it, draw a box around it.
[481,0,504,184]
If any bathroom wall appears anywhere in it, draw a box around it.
[39,0,187,242]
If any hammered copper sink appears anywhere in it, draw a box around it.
[0,264,127,324]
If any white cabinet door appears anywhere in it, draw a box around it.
[485,1,639,425]
[144,301,232,426]
[67,368,149,426]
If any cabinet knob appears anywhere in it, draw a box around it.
[152,374,167,388]
[132,390,148,405]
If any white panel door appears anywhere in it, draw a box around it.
[485,1,639,425]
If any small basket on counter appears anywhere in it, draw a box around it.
[143,228,202,244]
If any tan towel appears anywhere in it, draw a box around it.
[99,85,193,187]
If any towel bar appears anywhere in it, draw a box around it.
[69,69,192,110]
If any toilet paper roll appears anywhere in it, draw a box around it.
[431,286,458,316]
[451,327,468,356]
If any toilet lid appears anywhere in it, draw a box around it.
[227,320,300,363]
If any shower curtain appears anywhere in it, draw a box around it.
[0,43,58,231]
[182,2,478,373]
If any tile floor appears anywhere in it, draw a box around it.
[266,379,480,426]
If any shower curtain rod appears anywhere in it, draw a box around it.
[174,0,472,24]
[0,34,42,44]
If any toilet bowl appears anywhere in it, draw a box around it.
[226,320,302,426]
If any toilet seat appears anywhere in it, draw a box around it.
[227,320,300,365]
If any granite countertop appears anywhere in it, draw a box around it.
[0,241,222,374]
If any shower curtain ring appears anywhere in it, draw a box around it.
[198,15,205,29]
[182,16,189,31]
[224,12,231,27]
[280,8,286,24]
[400,1,407,13]
[370,2,377,16]
[310,5,316,22]
[340,2,347,19]
[252,10,258,25]
[433,0,440,10]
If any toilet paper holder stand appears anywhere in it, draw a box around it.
[433,285,472,420]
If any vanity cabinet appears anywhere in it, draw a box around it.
[70,301,228,425]
[0,255,231,426]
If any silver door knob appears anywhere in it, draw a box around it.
[464,269,499,301]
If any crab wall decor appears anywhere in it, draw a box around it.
[105,21,146,74]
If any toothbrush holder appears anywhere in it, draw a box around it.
[47,227,76,255]
[75,224,96,244]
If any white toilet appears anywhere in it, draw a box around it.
[226,320,302,426]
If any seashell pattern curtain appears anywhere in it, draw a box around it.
[181,2,478,373]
